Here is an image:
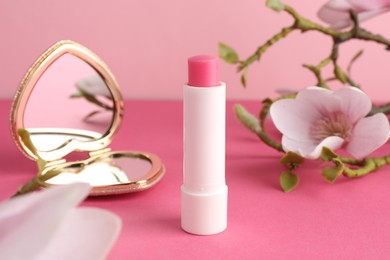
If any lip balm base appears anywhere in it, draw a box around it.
[181,185,228,235]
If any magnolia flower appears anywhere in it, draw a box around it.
[0,183,121,260]
[75,75,112,98]
[270,86,390,159]
[318,0,390,30]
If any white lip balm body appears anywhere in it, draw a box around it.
[181,55,228,235]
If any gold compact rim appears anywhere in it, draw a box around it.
[10,40,124,162]
[37,150,165,196]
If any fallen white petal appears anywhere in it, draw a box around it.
[0,183,121,260]
[0,183,90,259]
[37,208,121,260]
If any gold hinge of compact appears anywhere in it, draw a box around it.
[89,147,112,157]
[42,158,67,168]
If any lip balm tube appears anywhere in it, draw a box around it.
[181,55,228,235]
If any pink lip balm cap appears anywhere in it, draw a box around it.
[188,55,220,87]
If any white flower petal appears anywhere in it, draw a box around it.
[357,8,390,21]
[327,0,354,11]
[318,3,352,29]
[346,113,390,158]
[282,135,345,159]
[306,136,345,159]
[296,86,342,116]
[0,183,90,260]
[270,98,320,141]
[318,0,390,29]
[37,208,122,260]
[334,87,371,123]
[282,136,317,156]
[348,0,390,10]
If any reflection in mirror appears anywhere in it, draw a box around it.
[24,54,114,152]
[45,155,153,187]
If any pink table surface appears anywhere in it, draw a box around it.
[1,100,390,259]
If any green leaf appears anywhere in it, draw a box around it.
[219,42,239,64]
[241,69,248,88]
[321,147,338,162]
[266,0,284,12]
[334,66,347,83]
[234,104,262,134]
[322,160,344,183]
[280,172,299,192]
[280,151,304,169]
[15,168,63,196]
[318,58,331,69]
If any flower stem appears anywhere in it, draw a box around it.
[238,5,390,89]
[369,102,390,115]
[238,26,294,72]
[303,57,331,89]
[342,156,390,177]
[234,103,283,152]
[13,169,62,197]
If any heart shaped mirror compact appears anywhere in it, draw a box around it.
[10,40,165,196]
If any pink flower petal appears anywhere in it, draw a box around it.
[334,87,371,123]
[0,183,90,259]
[327,0,354,11]
[318,0,390,29]
[357,8,390,21]
[348,0,390,10]
[296,87,342,116]
[270,87,345,142]
[296,86,333,97]
[37,208,121,260]
[270,98,321,141]
[281,136,316,156]
[282,135,345,159]
[318,3,353,29]
[307,136,345,159]
[346,113,390,158]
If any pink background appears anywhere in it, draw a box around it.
[1,0,390,100]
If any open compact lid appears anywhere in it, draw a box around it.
[10,40,124,162]
[9,40,165,196]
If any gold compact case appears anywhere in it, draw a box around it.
[10,40,165,196]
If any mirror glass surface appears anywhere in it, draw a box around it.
[45,154,153,187]
[24,53,114,152]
